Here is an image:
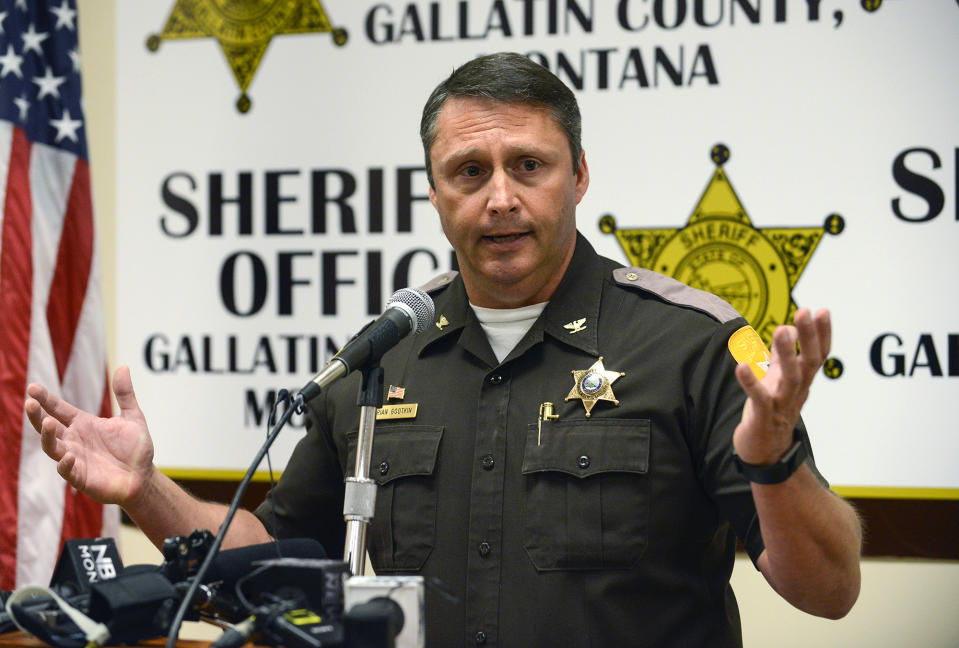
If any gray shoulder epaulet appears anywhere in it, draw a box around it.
[418,270,459,295]
[612,267,741,324]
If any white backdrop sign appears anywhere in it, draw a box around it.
[114,0,959,493]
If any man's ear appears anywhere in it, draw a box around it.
[575,150,590,204]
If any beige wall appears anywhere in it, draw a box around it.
[79,2,959,646]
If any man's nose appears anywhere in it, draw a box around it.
[487,168,518,215]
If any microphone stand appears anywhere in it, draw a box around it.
[343,364,384,576]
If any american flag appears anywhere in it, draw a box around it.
[0,0,116,590]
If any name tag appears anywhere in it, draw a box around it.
[375,403,418,420]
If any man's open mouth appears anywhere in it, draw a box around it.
[484,233,527,243]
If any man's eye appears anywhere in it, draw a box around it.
[463,165,481,177]
[521,159,539,172]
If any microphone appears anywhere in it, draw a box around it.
[208,545,348,648]
[205,538,328,591]
[298,288,435,403]
[189,539,331,623]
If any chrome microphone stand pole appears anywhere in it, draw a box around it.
[343,364,384,576]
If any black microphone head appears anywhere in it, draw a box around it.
[386,288,435,335]
[206,538,328,588]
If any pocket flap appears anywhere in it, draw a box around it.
[521,419,650,478]
[348,425,444,485]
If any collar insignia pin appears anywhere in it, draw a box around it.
[564,318,587,334]
[436,315,449,330]
[565,356,625,418]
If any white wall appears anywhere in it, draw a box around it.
[80,2,959,646]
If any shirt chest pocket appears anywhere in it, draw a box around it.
[346,426,443,572]
[521,419,650,571]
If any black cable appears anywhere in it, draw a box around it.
[163,394,304,648]
[266,389,290,557]
[233,563,272,613]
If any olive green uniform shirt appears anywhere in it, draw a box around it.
[254,233,822,647]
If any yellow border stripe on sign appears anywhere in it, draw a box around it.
[160,467,282,483]
[832,486,959,500]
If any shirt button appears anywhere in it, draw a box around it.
[481,454,495,470]
[474,631,487,644]
[487,373,503,385]
[577,455,591,469]
[478,541,491,557]
[378,461,390,476]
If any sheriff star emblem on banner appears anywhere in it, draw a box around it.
[566,357,625,418]
[146,0,348,112]
[600,144,844,346]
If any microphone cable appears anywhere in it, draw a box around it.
[264,389,289,560]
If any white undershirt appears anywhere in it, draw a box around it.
[470,301,548,363]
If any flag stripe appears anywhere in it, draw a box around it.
[0,127,34,590]
[15,142,74,587]
[55,168,107,548]
[47,159,93,382]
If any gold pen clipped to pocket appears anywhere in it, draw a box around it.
[537,402,559,445]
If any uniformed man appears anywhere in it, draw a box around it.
[27,52,861,647]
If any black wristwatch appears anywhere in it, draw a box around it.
[733,433,808,485]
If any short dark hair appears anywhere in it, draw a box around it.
[420,52,582,187]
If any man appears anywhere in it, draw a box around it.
[26,52,860,647]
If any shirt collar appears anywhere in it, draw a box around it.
[416,231,603,361]
[537,231,601,357]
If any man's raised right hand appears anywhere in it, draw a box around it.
[25,365,157,508]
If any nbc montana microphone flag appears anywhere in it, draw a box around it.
[0,0,117,589]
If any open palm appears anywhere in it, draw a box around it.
[25,366,155,506]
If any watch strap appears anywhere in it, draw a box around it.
[733,436,809,485]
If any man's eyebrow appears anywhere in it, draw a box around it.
[439,147,482,168]
[438,144,550,168]
[505,145,547,158]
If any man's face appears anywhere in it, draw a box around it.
[428,97,589,308]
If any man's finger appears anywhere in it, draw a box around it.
[25,382,78,427]
[793,309,824,375]
[814,308,832,358]
[25,397,45,434]
[57,453,76,482]
[772,325,802,390]
[112,366,143,420]
[735,362,770,408]
[39,415,67,457]
[40,424,65,461]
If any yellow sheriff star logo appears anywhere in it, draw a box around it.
[566,357,625,418]
[146,0,348,113]
[599,144,844,345]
